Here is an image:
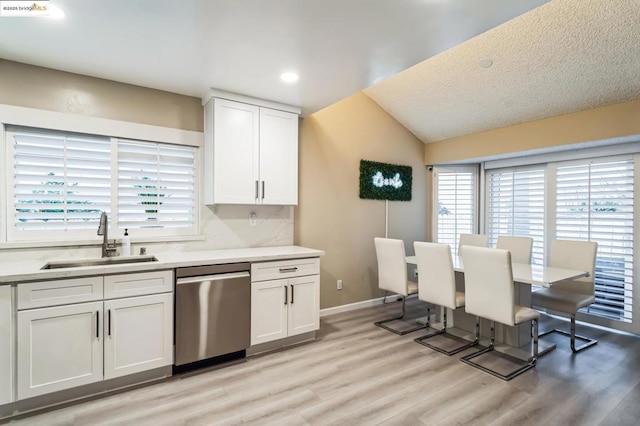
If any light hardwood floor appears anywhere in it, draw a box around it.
[4,298,640,425]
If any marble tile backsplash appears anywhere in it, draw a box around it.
[0,204,294,263]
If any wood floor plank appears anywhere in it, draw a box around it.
[4,298,640,425]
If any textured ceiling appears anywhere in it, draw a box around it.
[365,0,640,143]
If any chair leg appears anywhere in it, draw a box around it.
[374,296,427,335]
[533,318,539,361]
[461,320,538,381]
[414,308,479,356]
[538,314,597,353]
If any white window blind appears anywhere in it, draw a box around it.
[117,140,196,231]
[433,167,477,256]
[10,129,111,238]
[556,159,634,323]
[487,168,545,264]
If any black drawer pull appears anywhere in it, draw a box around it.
[284,285,288,305]
[279,267,298,273]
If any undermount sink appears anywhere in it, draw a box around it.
[41,255,158,270]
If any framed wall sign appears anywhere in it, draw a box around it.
[359,159,412,201]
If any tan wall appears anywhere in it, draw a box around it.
[295,92,427,309]
[0,59,203,131]
[424,99,640,164]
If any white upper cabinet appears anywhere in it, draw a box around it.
[259,108,299,205]
[204,96,299,205]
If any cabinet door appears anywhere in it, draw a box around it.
[212,98,260,204]
[104,293,173,380]
[251,279,288,345]
[259,107,298,205]
[288,275,320,337]
[0,286,12,404]
[17,302,103,399]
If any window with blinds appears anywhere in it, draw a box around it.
[433,167,477,256]
[487,168,545,264]
[117,140,196,231]
[10,130,112,236]
[556,159,634,323]
[8,127,198,241]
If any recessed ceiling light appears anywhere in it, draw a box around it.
[280,72,299,83]
[49,4,65,19]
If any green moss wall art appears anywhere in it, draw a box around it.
[359,160,412,201]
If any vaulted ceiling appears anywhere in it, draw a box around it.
[1,1,638,144]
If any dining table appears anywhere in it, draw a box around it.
[405,254,589,360]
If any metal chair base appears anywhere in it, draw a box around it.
[460,319,539,381]
[460,346,537,381]
[414,330,479,356]
[413,308,479,356]
[539,314,597,353]
[374,296,427,335]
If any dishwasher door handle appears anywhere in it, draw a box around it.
[176,271,250,285]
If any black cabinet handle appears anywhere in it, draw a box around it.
[96,311,99,339]
[108,309,111,336]
[279,267,298,273]
[291,285,294,304]
[255,180,259,200]
[284,285,288,305]
[262,181,265,200]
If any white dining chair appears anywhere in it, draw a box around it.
[373,238,426,335]
[531,239,598,353]
[413,242,479,355]
[497,236,533,264]
[458,233,488,255]
[460,246,539,381]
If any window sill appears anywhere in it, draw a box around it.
[0,234,206,251]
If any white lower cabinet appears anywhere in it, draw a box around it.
[251,279,288,345]
[0,286,13,405]
[287,275,320,336]
[17,301,103,399]
[104,293,173,380]
[15,271,174,401]
[250,258,320,346]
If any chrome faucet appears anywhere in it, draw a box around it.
[97,212,117,258]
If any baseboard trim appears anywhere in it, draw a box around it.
[320,294,403,317]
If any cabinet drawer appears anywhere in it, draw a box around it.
[251,258,319,282]
[18,277,103,310]
[104,270,173,299]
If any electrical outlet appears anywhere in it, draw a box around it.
[249,212,257,226]
[413,268,419,278]
[337,279,343,290]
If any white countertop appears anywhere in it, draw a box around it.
[0,245,324,284]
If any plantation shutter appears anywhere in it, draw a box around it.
[117,140,196,230]
[556,159,634,322]
[487,168,545,264]
[11,129,111,233]
[433,167,477,256]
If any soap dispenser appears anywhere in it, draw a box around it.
[122,229,131,256]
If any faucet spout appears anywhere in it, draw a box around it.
[97,212,116,258]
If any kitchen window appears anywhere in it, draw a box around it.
[5,127,198,242]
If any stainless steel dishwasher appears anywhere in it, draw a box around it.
[174,263,251,369]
